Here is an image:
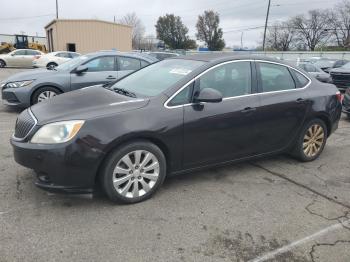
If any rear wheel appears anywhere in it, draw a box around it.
[31,87,61,105]
[46,62,58,69]
[100,141,166,204]
[291,119,328,162]
[0,59,6,68]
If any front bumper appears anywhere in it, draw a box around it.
[342,94,350,114]
[11,138,105,193]
[2,86,33,107]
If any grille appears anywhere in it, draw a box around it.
[14,109,36,139]
[330,73,350,88]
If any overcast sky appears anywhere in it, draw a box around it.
[0,0,344,48]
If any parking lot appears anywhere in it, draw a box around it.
[0,68,349,261]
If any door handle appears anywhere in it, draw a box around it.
[241,107,256,113]
[296,98,307,104]
[106,76,116,80]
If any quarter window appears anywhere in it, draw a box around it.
[118,57,141,71]
[258,62,295,92]
[293,70,310,88]
[198,61,252,98]
[84,56,115,72]
[168,83,193,107]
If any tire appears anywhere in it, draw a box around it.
[0,59,6,68]
[100,140,166,204]
[291,119,328,162]
[31,86,61,105]
[46,62,58,69]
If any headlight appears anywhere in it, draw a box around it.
[0,82,5,88]
[5,80,34,88]
[31,120,85,144]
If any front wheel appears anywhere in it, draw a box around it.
[100,141,166,204]
[291,119,328,162]
[31,87,60,105]
[46,62,58,69]
[0,59,6,68]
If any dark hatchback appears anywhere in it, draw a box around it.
[11,54,342,203]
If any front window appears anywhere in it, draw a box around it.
[198,61,252,98]
[84,56,115,72]
[56,55,91,71]
[12,50,26,56]
[111,59,204,97]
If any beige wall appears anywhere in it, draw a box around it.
[45,19,132,53]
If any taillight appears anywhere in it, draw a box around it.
[34,55,41,59]
[336,91,343,102]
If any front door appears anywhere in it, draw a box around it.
[70,56,118,90]
[7,50,26,67]
[183,61,260,169]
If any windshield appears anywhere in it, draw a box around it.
[341,62,350,69]
[111,59,205,97]
[55,55,91,71]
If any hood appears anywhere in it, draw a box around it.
[30,86,149,124]
[4,68,63,83]
[330,67,350,74]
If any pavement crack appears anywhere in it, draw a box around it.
[309,240,350,262]
[15,174,22,200]
[250,163,350,210]
[305,199,349,221]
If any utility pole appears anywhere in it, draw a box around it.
[262,0,271,51]
[240,31,244,50]
[55,0,59,19]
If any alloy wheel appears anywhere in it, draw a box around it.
[303,124,325,157]
[113,150,160,199]
[37,91,57,102]
[0,60,5,68]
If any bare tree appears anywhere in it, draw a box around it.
[119,12,145,50]
[291,10,331,51]
[329,0,350,47]
[266,20,296,51]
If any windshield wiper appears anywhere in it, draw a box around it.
[113,87,137,98]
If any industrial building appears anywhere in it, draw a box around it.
[44,19,132,53]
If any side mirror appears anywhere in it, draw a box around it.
[75,65,88,74]
[11,53,15,56]
[194,88,223,103]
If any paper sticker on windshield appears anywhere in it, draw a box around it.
[169,68,192,75]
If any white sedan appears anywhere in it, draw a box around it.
[32,51,80,69]
[0,49,44,68]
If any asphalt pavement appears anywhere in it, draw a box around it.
[0,68,349,262]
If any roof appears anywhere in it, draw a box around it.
[45,19,132,29]
[82,51,158,63]
[174,53,284,63]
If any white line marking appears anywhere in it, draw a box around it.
[249,219,350,262]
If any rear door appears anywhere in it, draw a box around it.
[70,55,118,90]
[253,61,311,154]
[117,56,141,78]
[24,50,40,67]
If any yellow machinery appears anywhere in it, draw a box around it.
[0,34,47,54]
